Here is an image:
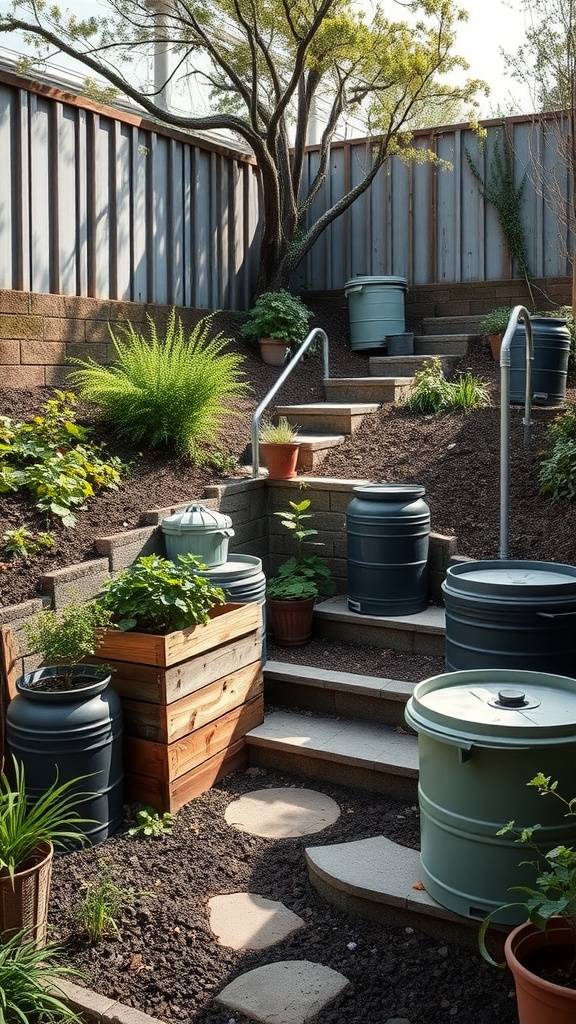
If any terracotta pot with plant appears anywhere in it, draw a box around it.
[267,498,335,647]
[479,772,576,1023]
[259,417,301,479]
[0,756,92,945]
[241,290,312,365]
[480,306,513,361]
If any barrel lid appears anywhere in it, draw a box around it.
[344,275,407,289]
[196,553,263,581]
[352,483,426,501]
[161,503,233,534]
[445,559,576,596]
[406,668,576,747]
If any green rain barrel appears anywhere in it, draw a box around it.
[442,559,576,677]
[344,276,408,351]
[509,316,571,405]
[161,504,234,567]
[405,668,576,924]
[196,554,266,661]
[7,665,123,845]
[346,484,430,615]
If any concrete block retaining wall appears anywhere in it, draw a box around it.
[0,477,458,674]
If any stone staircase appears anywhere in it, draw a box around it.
[276,315,482,472]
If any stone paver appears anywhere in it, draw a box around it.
[224,787,340,838]
[208,892,305,950]
[215,960,349,1024]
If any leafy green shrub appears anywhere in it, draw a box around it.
[241,290,312,352]
[0,391,125,526]
[539,402,576,501]
[23,599,113,686]
[1,528,55,559]
[99,553,226,633]
[480,306,512,336]
[405,358,490,414]
[267,499,335,601]
[67,309,249,461]
[0,930,83,1023]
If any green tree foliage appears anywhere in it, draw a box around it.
[0,1,486,293]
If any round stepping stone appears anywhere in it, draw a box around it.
[208,892,305,950]
[215,960,349,1024]
[224,787,340,838]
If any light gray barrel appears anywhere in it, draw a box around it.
[196,554,266,660]
[510,316,571,405]
[7,666,123,845]
[405,668,576,923]
[344,276,407,351]
[442,560,576,678]
[347,484,430,615]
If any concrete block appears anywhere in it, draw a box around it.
[0,340,20,362]
[0,314,43,340]
[40,558,111,605]
[47,979,117,1024]
[45,365,73,386]
[94,526,162,571]
[3,366,45,387]
[20,340,66,364]
[62,296,111,320]
[66,342,107,364]
[0,598,48,629]
[85,319,114,342]
[428,532,458,571]
[43,317,86,341]
[29,293,68,317]
[0,289,30,314]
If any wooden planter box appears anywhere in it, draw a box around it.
[94,603,264,812]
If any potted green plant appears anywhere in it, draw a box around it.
[480,306,512,360]
[259,417,301,479]
[0,756,92,945]
[92,554,264,812]
[21,599,113,692]
[241,290,312,365]
[479,772,576,1023]
[267,498,335,647]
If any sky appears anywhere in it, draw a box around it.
[0,0,531,120]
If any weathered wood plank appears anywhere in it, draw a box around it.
[102,630,260,704]
[95,602,261,667]
[121,662,263,742]
[123,695,264,783]
[124,735,249,813]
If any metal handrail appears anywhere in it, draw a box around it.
[499,305,533,560]
[250,328,329,478]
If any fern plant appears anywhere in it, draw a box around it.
[67,310,249,461]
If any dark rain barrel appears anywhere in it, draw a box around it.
[344,276,408,351]
[510,316,571,405]
[442,559,576,678]
[405,668,576,923]
[347,484,430,615]
[6,666,123,845]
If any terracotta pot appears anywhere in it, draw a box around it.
[259,337,289,366]
[505,918,576,1024]
[259,441,300,479]
[487,332,502,361]
[267,596,315,647]
[0,841,53,946]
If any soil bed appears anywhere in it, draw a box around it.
[49,766,517,1024]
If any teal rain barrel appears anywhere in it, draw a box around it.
[510,316,570,405]
[346,484,430,615]
[161,504,234,567]
[405,668,576,924]
[442,559,576,677]
[196,554,266,661]
[344,276,408,351]
[7,665,123,845]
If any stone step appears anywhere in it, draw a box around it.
[422,315,484,337]
[296,433,346,472]
[264,660,415,729]
[368,354,460,378]
[414,335,470,357]
[323,377,414,404]
[246,708,418,801]
[275,402,380,435]
[313,595,445,657]
[305,835,507,950]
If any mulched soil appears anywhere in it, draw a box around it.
[49,767,517,1024]
[3,296,574,1021]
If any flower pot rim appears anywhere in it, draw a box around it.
[505,917,576,999]
[16,665,111,702]
[0,841,53,881]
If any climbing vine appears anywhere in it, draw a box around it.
[465,129,531,283]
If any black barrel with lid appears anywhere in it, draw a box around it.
[509,316,571,405]
[346,484,430,615]
[442,559,576,677]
